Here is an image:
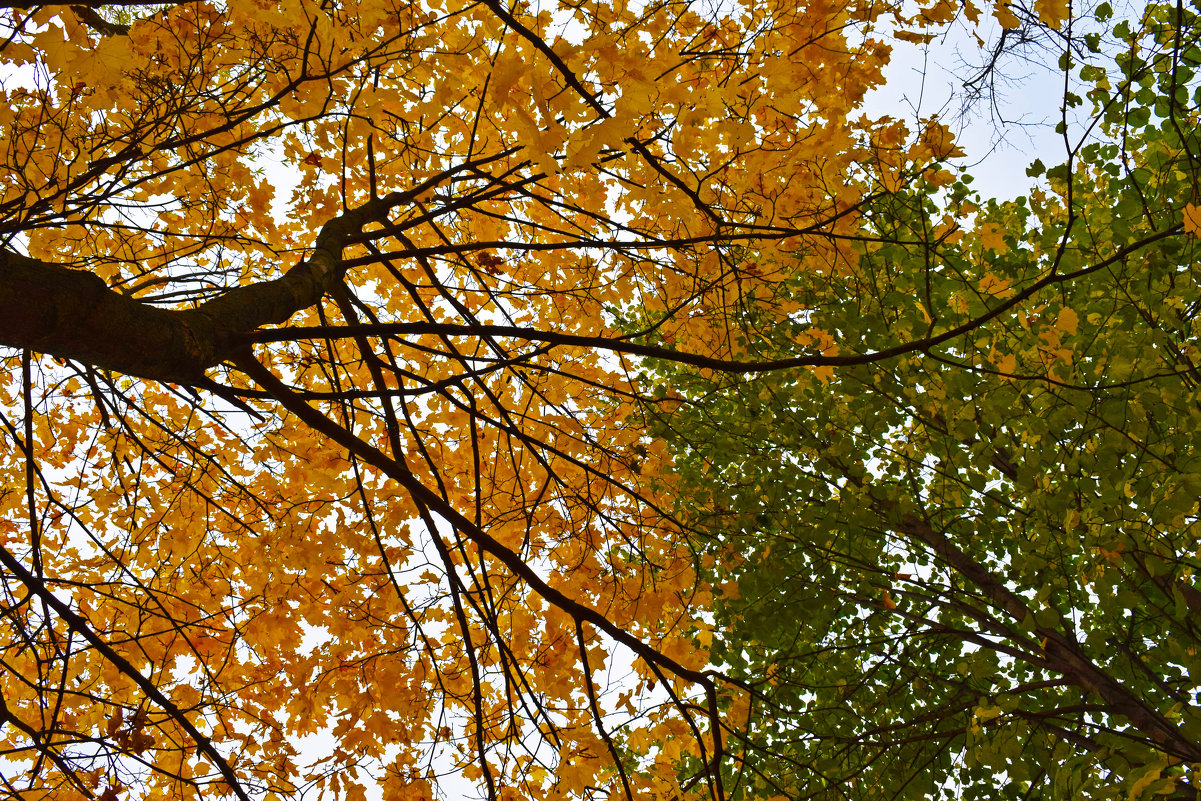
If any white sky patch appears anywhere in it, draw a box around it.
[865,0,1147,201]
[863,17,1067,199]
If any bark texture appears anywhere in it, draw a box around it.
[0,250,214,383]
[0,193,401,383]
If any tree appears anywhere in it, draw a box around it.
[647,1,1201,799]
[0,1,1177,801]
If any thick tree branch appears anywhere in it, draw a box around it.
[0,249,210,384]
[69,5,130,36]
[0,193,401,383]
[896,513,1201,763]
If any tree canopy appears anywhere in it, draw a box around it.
[646,6,1201,798]
[0,0,1196,800]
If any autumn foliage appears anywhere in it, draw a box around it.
[0,0,1197,799]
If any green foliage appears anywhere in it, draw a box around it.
[644,3,1201,798]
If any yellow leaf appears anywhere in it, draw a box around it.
[1184,203,1201,235]
[979,272,1013,296]
[1034,0,1069,28]
[919,0,958,23]
[1127,758,1172,801]
[894,30,937,43]
[978,223,1010,254]
[973,704,1003,722]
[918,120,966,160]
[993,0,1022,28]
[1056,307,1079,336]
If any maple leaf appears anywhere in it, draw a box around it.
[1185,203,1201,235]
[1034,0,1070,27]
